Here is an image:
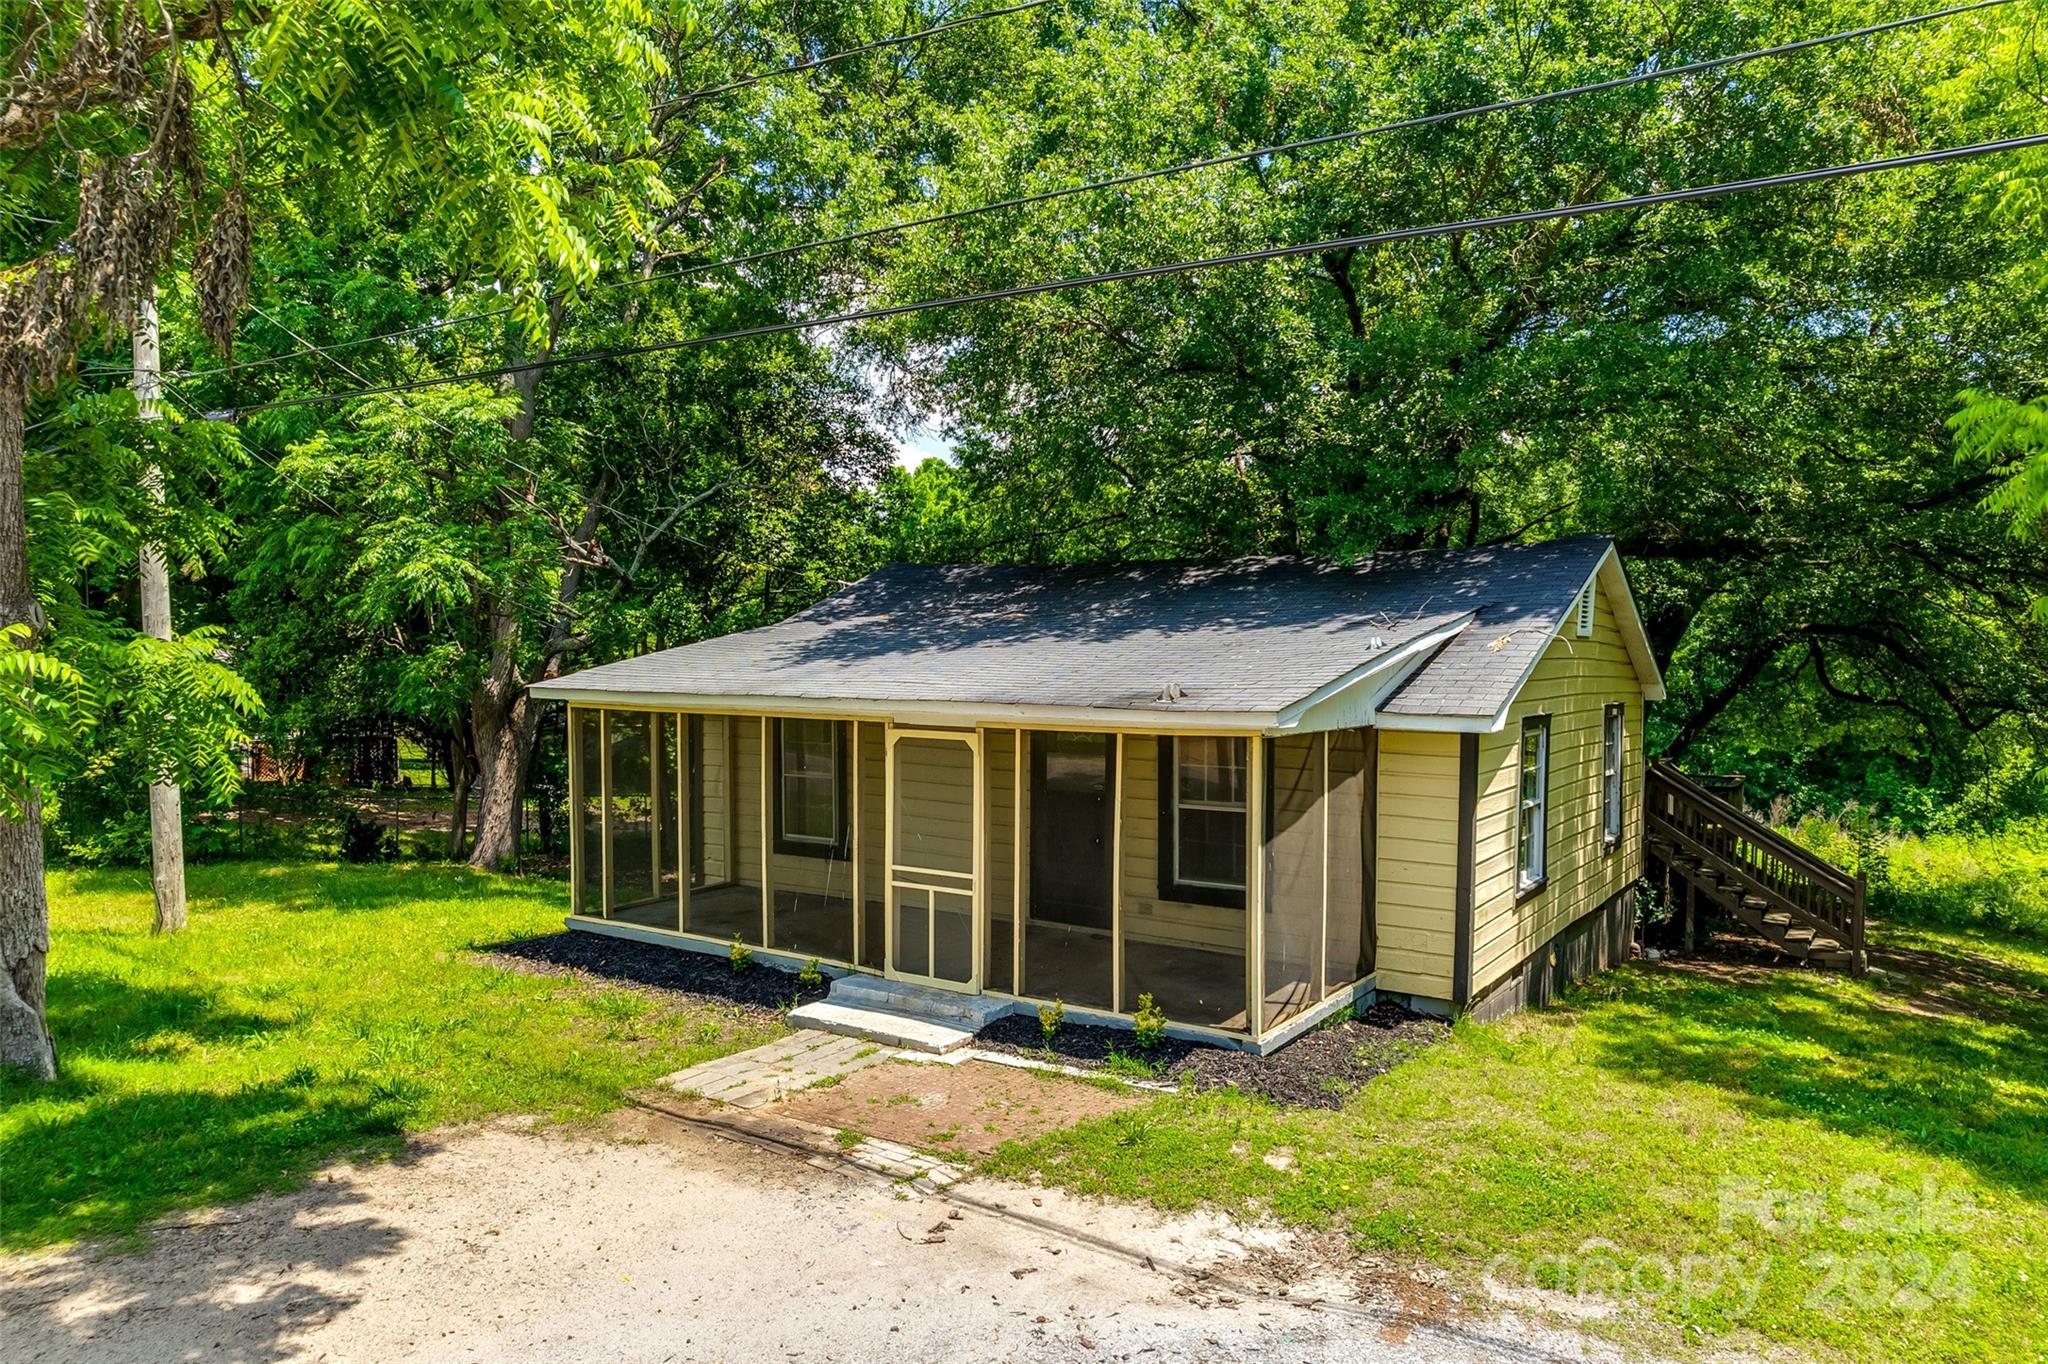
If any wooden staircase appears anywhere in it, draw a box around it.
[1645,761,1867,975]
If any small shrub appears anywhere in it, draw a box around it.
[339,811,400,863]
[728,935,753,973]
[1037,997,1065,1045]
[798,957,824,987]
[1131,992,1166,1051]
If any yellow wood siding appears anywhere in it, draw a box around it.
[1118,735,1245,953]
[1469,580,1645,995]
[1374,729,1460,998]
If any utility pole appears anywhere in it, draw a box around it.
[135,290,186,934]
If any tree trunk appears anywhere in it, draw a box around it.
[466,603,527,870]
[447,719,474,862]
[135,293,186,934]
[0,369,55,1079]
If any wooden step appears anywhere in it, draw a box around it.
[1761,911,1791,930]
[1743,895,1772,911]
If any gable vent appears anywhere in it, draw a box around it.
[1575,583,1596,637]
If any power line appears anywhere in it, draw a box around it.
[656,0,1054,108]
[207,131,2048,422]
[171,0,2012,385]
[645,0,2020,282]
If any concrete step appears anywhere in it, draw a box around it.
[821,973,1016,1030]
[787,1000,977,1054]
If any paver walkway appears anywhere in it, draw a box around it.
[657,1030,891,1108]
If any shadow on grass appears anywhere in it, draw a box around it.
[1570,959,2048,1202]
[59,861,562,915]
[481,930,826,1016]
[0,1070,411,1253]
[45,969,280,1063]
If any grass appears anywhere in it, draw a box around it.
[1786,815,2048,941]
[984,923,2048,1363]
[0,861,784,1252]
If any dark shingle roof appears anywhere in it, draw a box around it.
[535,535,1615,721]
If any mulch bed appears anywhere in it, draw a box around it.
[973,999,1449,1110]
[483,932,828,1018]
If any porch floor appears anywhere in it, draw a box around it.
[598,891,1253,1031]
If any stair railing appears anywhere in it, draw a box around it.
[1645,761,1867,973]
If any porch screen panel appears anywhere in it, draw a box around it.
[1264,734,1325,1030]
[606,713,664,926]
[573,710,603,916]
[1119,735,1246,1030]
[682,714,763,946]
[984,729,1018,993]
[768,718,856,964]
[892,736,975,984]
[652,715,683,929]
[856,723,886,969]
[1325,729,1372,989]
[1021,731,1113,1012]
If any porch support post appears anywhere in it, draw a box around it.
[1246,733,1266,1040]
[1012,726,1023,997]
[973,729,986,990]
[677,714,691,933]
[567,707,582,914]
[1111,732,1125,1015]
[883,728,896,973]
[850,720,862,966]
[759,716,773,946]
[599,711,614,917]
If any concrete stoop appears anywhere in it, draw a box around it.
[787,975,1016,1054]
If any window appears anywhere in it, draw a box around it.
[1168,736,1248,903]
[1601,703,1625,847]
[775,718,843,854]
[1517,715,1549,891]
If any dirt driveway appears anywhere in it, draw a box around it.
[3,1110,1662,1364]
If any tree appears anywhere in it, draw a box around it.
[844,0,2047,812]
[0,0,681,1076]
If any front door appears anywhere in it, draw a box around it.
[1030,731,1114,929]
[885,728,981,990]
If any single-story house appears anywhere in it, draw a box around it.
[531,533,1665,1050]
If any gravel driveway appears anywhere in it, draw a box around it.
[2,1110,1662,1364]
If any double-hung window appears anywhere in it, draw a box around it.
[1601,703,1625,848]
[775,718,843,854]
[1167,736,1248,905]
[1518,715,1550,892]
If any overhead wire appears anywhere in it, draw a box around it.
[205,131,2048,422]
[168,0,2012,385]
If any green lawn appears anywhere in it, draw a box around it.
[0,862,785,1251]
[985,925,2048,1363]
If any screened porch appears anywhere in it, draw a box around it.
[567,706,1376,1043]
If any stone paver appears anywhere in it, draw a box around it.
[659,1031,894,1109]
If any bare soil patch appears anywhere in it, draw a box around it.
[779,1057,1145,1157]
[483,931,827,1016]
[976,1000,1448,1110]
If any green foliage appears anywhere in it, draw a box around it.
[798,957,824,987]
[1130,991,1166,1051]
[1786,812,2048,940]
[728,934,753,973]
[0,861,782,1250]
[1037,997,1064,1045]
[339,811,400,864]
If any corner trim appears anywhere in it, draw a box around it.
[1453,732,1478,1009]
